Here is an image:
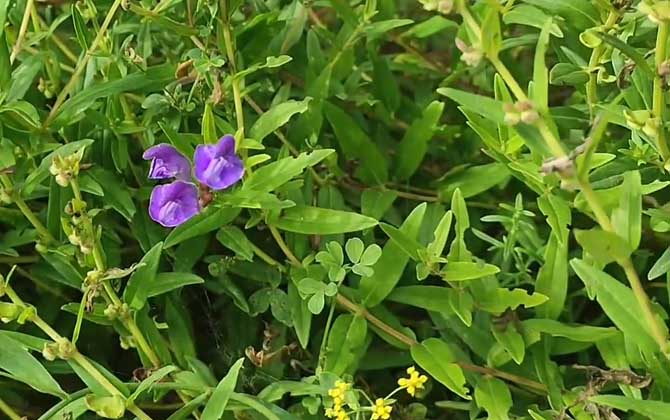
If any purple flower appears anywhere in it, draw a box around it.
[194,135,244,190]
[148,181,200,227]
[143,144,191,180]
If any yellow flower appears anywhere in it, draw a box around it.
[326,405,349,420]
[326,407,337,418]
[371,398,393,420]
[397,366,428,397]
[328,380,351,400]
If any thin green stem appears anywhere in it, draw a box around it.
[9,0,34,63]
[586,11,619,117]
[489,56,527,102]
[2,284,154,420]
[70,178,162,367]
[317,295,338,372]
[653,21,670,164]
[250,243,286,272]
[220,1,245,152]
[268,225,301,266]
[1,175,55,244]
[0,398,22,420]
[46,0,124,125]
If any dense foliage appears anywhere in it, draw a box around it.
[5,0,670,418]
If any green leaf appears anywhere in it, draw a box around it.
[166,394,209,420]
[438,163,510,199]
[202,102,218,144]
[395,101,444,180]
[427,210,452,259]
[146,272,205,298]
[478,288,548,314]
[502,5,563,37]
[595,32,654,78]
[89,168,136,221]
[401,15,457,38]
[0,33,9,96]
[522,319,618,342]
[481,6,502,58]
[52,64,176,128]
[532,19,552,111]
[244,149,333,193]
[84,395,125,419]
[437,88,506,124]
[216,226,254,261]
[441,261,500,282]
[0,334,65,397]
[474,377,512,420]
[128,365,177,403]
[365,19,414,39]
[202,358,245,420]
[164,206,240,248]
[360,203,426,306]
[522,0,598,30]
[249,98,312,143]
[324,314,368,375]
[235,55,293,79]
[387,286,455,312]
[535,234,567,319]
[447,189,472,262]
[71,4,91,50]
[589,396,670,420]
[612,170,642,251]
[570,259,660,355]
[324,102,389,184]
[574,229,632,265]
[648,247,670,280]
[123,241,163,310]
[492,325,525,364]
[372,55,401,112]
[270,206,378,234]
[380,223,424,260]
[537,194,571,244]
[549,63,588,86]
[0,0,9,30]
[288,279,312,348]
[345,237,364,263]
[411,338,469,399]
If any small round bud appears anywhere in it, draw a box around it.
[42,343,58,361]
[35,242,48,253]
[520,109,540,124]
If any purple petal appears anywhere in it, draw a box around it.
[148,181,200,227]
[193,135,244,190]
[143,144,191,180]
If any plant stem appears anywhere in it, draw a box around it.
[70,178,162,367]
[2,283,154,420]
[0,398,22,420]
[46,0,124,125]
[1,175,55,244]
[334,294,547,393]
[9,0,35,63]
[220,0,245,149]
[265,218,548,392]
[268,225,301,266]
[653,21,670,164]
[586,11,619,117]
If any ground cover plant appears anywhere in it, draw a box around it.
[5,0,670,418]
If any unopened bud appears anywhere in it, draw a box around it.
[42,343,58,361]
[35,242,47,253]
[520,109,539,124]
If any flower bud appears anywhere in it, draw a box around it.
[35,242,47,253]
[57,338,76,359]
[42,343,58,361]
